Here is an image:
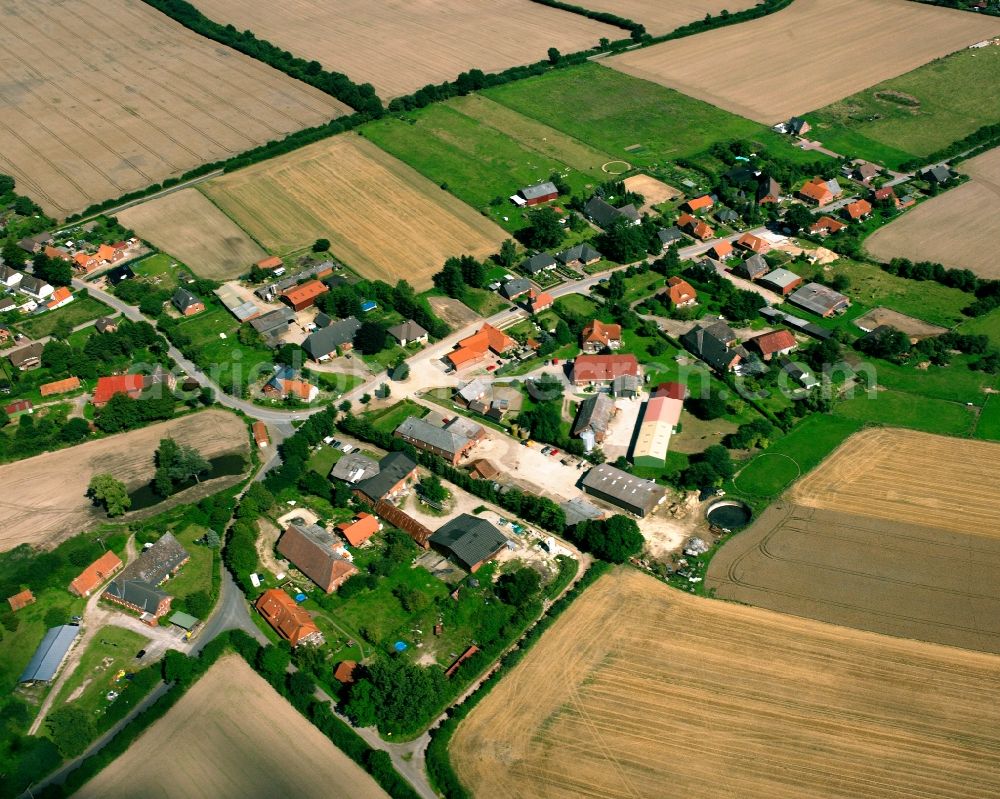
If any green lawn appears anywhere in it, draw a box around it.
[732,415,863,498]
[174,307,274,393]
[553,293,601,319]
[129,252,194,292]
[14,295,112,339]
[958,308,1000,348]
[312,371,364,396]
[366,399,428,433]
[815,259,970,328]
[873,358,995,406]
[51,626,150,716]
[805,46,1000,164]
[834,389,977,436]
[308,443,343,476]
[461,287,512,318]
[362,94,612,230]
[975,393,1000,441]
[485,64,818,167]
[161,524,216,614]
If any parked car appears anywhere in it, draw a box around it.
[135,649,147,659]
[550,449,560,457]
[541,446,552,455]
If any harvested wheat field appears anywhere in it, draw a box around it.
[575,0,755,35]
[75,655,388,799]
[453,568,1000,799]
[0,0,348,217]
[866,148,1000,277]
[188,0,620,99]
[117,190,266,280]
[200,135,507,290]
[0,410,248,553]
[607,0,1000,124]
[708,428,1000,652]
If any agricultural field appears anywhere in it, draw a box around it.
[835,388,978,436]
[575,0,756,35]
[452,567,1000,798]
[199,134,506,291]
[75,655,389,799]
[806,45,1000,164]
[117,190,266,280]
[0,0,349,217]
[732,415,863,499]
[606,0,1000,125]
[186,0,619,99]
[865,147,1000,278]
[362,95,613,227]
[709,428,1000,652]
[0,410,249,553]
[484,64,811,166]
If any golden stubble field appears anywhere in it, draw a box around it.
[0,410,249,553]
[188,0,620,99]
[607,0,1000,123]
[707,428,1000,653]
[117,189,267,280]
[0,0,349,217]
[452,567,1000,799]
[75,655,389,799]
[866,147,1000,277]
[575,0,755,35]
[199,134,507,290]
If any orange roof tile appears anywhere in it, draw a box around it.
[666,276,697,305]
[336,513,380,547]
[449,323,516,368]
[685,195,713,212]
[282,280,328,306]
[70,551,123,597]
[844,199,873,220]
[255,589,320,646]
[40,376,81,396]
[582,319,622,346]
[93,374,144,404]
[751,329,797,356]
[7,589,35,612]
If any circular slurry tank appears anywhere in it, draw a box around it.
[706,499,752,530]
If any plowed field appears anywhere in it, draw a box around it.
[866,147,1000,278]
[0,410,249,552]
[453,568,1000,798]
[0,0,348,216]
[75,655,389,799]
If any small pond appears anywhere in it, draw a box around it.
[128,453,247,511]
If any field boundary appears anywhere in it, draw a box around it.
[426,561,611,798]
[194,187,272,252]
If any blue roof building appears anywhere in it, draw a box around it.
[20,625,80,683]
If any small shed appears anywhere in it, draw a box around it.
[169,611,199,631]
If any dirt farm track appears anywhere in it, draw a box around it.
[865,147,1000,278]
[607,0,1000,124]
[452,568,1000,799]
[0,0,348,216]
[75,655,389,799]
[707,429,1000,653]
[0,410,249,553]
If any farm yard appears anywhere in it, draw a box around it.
[184,0,620,99]
[0,0,349,217]
[199,134,507,290]
[0,410,249,553]
[574,0,757,35]
[865,147,1000,278]
[606,0,1000,125]
[74,655,390,799]
[451,567,1000,798]
[710,428,1000,652]
[116,189,266,280]
[806,44,1000,164]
